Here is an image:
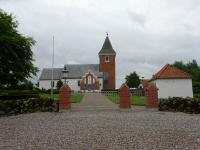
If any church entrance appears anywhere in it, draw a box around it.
[80,71,101,92]
[87,84,93,91]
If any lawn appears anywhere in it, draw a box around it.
[106,94,146,106]
[39,93,84,103]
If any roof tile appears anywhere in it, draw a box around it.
[151,64,191,80]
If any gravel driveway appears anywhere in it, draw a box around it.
[0,110,200,150]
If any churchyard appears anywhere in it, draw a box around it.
[1,7,200,150]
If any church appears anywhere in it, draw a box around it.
[39,35,116,91]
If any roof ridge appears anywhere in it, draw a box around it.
[154,64,170,78]
[151,64,191,81]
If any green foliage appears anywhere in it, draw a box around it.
[125,72,140,88]
[0,90,39,99]
[56,80,63,90]
[193,82,200,94]
[0,10,38,88]
[173,60,200,94]
[173,59,200,82]
[194,94,200,98]
[159,97,200,114]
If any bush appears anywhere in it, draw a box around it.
[0,97,57,116]
[0,90,39,99]
[159,97,200,114]
[193,82,200,94]
[194,94,200,98]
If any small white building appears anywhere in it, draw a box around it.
[150,64,193,98]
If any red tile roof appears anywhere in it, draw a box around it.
[151,64,191,81]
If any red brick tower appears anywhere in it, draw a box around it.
[99,35,116,90]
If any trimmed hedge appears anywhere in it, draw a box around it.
[159,97,200,114]
[0,90,39,99]
[0,98,56,116]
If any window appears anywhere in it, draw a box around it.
[78,80,81,86]
[88,76,92,84]
[51,81,54,87]
[105,56,110,62]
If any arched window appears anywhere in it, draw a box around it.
[88,76,92,84]
[105,56,110,62]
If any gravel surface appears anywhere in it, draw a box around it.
[0,110,200,150]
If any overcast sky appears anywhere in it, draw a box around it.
[1,0,200,88]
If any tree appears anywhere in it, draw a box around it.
[0,10,38,88]
[125,72,140,88]
[173,60,200,82]
[173,60,200,94]
[56,80,63,90]
[18,80,34,90]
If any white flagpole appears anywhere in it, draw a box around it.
[51,36,55,99]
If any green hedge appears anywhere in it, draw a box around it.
[0,98,56,116]
[194,94,200,98]
[159,97,200,114]
[193,82,200,94]
[0,90,39,99]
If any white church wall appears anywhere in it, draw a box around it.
[39,78,103,91]
[62,79,81,91]
[39,79,81,91]
[152,79,193,98]
[39,80,59,90]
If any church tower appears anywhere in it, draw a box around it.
[99,34,116,90]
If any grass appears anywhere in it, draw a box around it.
[106,94,146,106]
[39,93,84,103]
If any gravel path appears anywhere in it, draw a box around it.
[73,93,118,110]
[0,110,200,150]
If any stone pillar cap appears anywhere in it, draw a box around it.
[59,84,71,92]
[147,83,159,90]
[119,83,131,95]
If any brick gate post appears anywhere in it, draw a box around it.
[146,83,159,108]
[59,84,71,109]
[119,83,131,109]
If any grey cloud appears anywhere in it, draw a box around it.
[127,9,146,28]
[1,0,200,88]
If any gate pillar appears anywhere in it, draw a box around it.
[146,83,158,108]
[119,83,131,109]
[59,84,71,109]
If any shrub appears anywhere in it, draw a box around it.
[193,82,200,94]
[0,90,39,99]
[0,97,57,116]
[194,94,200,98]
[159,97,200,114]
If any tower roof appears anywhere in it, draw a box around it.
[99,35,116,55]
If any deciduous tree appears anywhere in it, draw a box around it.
[125,72,140,88]
[0,10,38,88]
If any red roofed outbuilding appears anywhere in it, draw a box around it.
[150,64,193,98]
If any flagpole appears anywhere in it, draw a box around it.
[51,36,55,99]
